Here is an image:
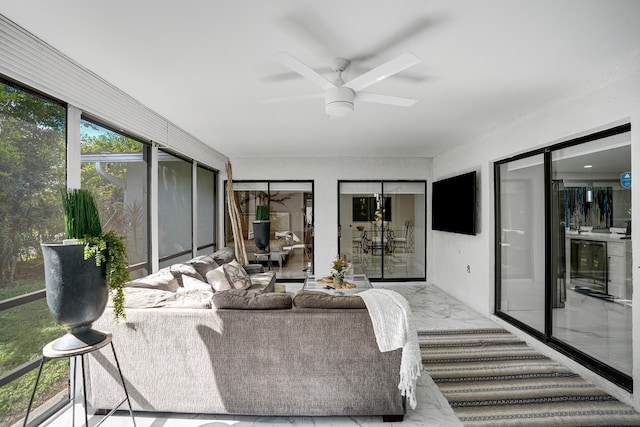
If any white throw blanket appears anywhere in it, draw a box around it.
[359,289,422,409]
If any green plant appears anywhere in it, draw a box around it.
[61,188,102,239]
[61,188,129,321]
[256,204,269,221]
[84,231,129,321]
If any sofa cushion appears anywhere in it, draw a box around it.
[125,271,179,292]
[248,272,275,290]
[212,289,292,310]
[169,263,205,286]
[181,274,212,291]
[211,247,235,265]
[187,255,220,280]
[223,260,252,290]
[119,287,177,308]
[242,263,264,275]
[293,290,367,309]
[170,288,214,309]
[208,264,233,292]
[116,287,214,309]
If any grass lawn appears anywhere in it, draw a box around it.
[1,277,68,427]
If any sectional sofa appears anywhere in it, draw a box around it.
[85,249,405,421]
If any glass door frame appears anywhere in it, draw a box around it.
[494,123,632,391]
[337,180,427,282]
[223,179,315,281]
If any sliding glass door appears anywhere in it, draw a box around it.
[496,154,546,333]
[495,124,632,389]
[338,181,426,280]
[225,181,314,280]
[551,132,632,378]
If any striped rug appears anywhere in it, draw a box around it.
[419,329,640,426]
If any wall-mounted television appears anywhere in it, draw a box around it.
[432,171,477,235]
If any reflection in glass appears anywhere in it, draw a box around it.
[552,133,632,375]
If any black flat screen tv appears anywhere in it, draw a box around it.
[432,171,477,235]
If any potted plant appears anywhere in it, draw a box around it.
[253,204,270,254]
[41,188,129,350]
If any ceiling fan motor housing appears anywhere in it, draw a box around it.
[325,87,355,117]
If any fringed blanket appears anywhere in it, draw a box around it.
[359,289,422,409]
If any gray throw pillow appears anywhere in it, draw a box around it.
[211,247,235,265]
[208,264,232,292]
[212,289,292,310]
[188,255,220,279]
[293,290,367,309]
[223,260,252,290]
[169,263,205,286]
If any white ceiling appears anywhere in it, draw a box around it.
[2,0,639,159]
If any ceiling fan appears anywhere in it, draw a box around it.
[272,52,421,118]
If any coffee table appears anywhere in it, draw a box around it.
[302,274,373,295]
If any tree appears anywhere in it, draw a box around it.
[0,83,66,285]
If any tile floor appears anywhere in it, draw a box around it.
[37,282,625,427]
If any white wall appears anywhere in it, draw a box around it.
[431,54,640,406]
[223,157,433,277]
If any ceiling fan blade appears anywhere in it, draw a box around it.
[348,65,429,83]
[259,93,323,104]
[274,52,336,91]
[343,53,420,92]
[357,92,417,107]
[350,17,435,63]
[261,66,333,83]
[279,10,347,62]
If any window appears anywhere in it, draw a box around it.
[196,165,216,255]
[80,119,149,276]
[158,151,193,267]
[0,80,68,426]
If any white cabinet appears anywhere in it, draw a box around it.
[607,241,627,298]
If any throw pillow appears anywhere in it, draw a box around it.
[223,260,252,290]
[169,263,205,286]
[188,255,220,280]
[293,290,367,309]
[208,264,232,292]
[211,247,235,265]
[125,271,179,292]
[212,289,292,310]
[181,274,212,291]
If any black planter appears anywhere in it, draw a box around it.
[253,220,271,254]
[41,243,108,350]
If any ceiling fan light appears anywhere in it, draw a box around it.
[326,101,354,117]
[325,87,355,118]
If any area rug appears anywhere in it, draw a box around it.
[419,329,640,426]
